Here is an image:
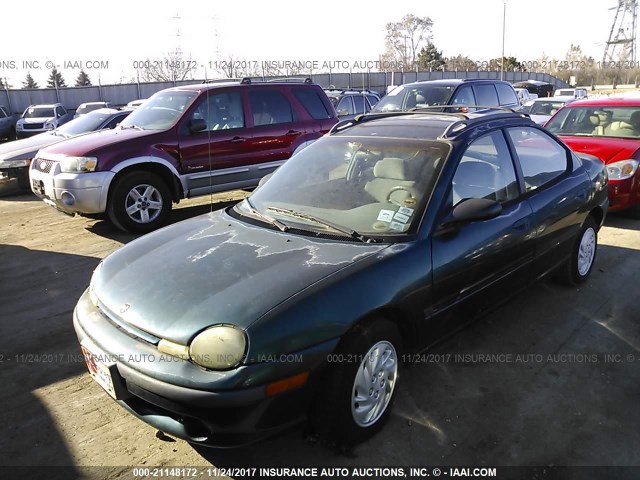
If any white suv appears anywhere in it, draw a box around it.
[16,103,72,138]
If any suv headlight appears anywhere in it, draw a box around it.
[60,156,98,173]
[189,325,247,370]
[44,120,55,130]
[606,159,639,180]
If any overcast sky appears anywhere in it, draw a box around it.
[0,0,621,86]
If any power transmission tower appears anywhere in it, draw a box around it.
[603,0,638,64]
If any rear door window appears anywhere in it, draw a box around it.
[292,88,332,119]
[496,84,518,106]
[249,90,294,126]
[336,96,355,116]
[473,84,499,107]
[507,127,569,191]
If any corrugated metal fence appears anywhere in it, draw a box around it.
[0,71,567,114]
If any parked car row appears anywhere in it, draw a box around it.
[0,108,131,189]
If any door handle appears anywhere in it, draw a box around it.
[286,130,302,136]
[576,189,587,200]
[231,136,247,143]
[512,218,530,231]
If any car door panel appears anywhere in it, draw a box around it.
[429,130,535,337]
[505,126,592,279]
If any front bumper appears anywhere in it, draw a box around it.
[17,129,51,138]
[29,161,114,215]
[607,176,640,211]
[73,289,337,446]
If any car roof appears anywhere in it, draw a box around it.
[86,108,126,115]
[562,96,640,107]
[331,111,534,140]
[172,79,320,93]
[404,79,513,87]
[533,96,575,102]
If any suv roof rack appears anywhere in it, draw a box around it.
[240,77,313,84]
[329,108,530,138]
[202,78,242,84]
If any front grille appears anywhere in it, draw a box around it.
[33,158,56,173]
[23,123,44,129]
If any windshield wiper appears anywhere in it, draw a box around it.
[244,197,289,232]
[266,207,378,243]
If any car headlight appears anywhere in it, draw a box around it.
[16,122,23,130]
[44,120,55,130]
[88,262,102,307]
[60,156,98,173]
[606,159,639,180]
[189,325,247,370]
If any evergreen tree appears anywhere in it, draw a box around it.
[75,69,92,86]
[47,68,66,88]
[22,72,39,89]
[417,42,446,70]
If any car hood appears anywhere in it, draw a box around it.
[93,209,387,344]
[37,127,160,158]
[0,132,59,162]
[19,117,54,123]
[559,135,640,164]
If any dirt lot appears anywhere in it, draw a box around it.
[0,189,639,479]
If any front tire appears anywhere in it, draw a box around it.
[557,216,598,285]
[107,171,172,233]
[310,317,401,447]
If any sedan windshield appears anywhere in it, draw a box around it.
[56,111,117,136]
[76,103,106,115]
[237,136,449,238]
[120,90,197,130]
[529,100,566,116]
[546,106,640,138]
[372,85,455,112]
[24,107,54,118]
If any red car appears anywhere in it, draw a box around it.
[545,96,640,217]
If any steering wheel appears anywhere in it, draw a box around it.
[386,185,415,206]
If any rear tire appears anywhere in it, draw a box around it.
[556,216,598,285]
[310,317,401,447]
[107,171,172,233]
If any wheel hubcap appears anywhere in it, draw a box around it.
[578,227,596,276]
[125,184,163,224]
[351,340,398,427]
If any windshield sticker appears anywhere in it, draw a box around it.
[397,206,414,216]
[393,212,410,224]
[389,221,406,231]
[377,209,395,222]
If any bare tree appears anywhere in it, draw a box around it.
[381,14,434,70]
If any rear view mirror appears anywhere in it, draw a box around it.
[189,118,207,133]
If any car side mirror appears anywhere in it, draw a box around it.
[336,109,349,117]
[441,198,502,227]
[189,118,207,133]
[257,172,274,189]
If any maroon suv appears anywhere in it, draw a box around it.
[29,79,337,232]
